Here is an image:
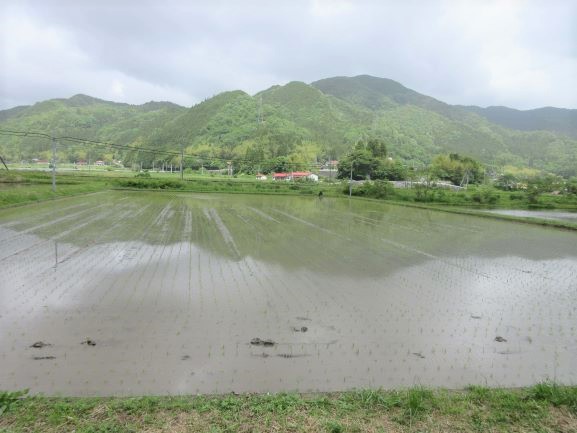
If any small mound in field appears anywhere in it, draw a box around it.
[30,341,51,349]
[251,352,270,358]
[277,353,309,358]
[250,338,276,346]
[81,339,97,346]
[495,336,507,343]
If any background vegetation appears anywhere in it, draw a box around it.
[1,75,576,178]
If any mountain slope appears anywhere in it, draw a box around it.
[460,105,577,138]
[1,76,576,176]
[0,95,186,162]
[311,76,577,175]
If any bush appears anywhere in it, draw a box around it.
[348,180,393,199]
[471,187,499,205]
[114,179,184,190]
[0,389,28,415]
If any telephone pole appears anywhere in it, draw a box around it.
[51,133,57,192]
[349,162,353,197]
[180,145,184,180]
[0,155,8,170]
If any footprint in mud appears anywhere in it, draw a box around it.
[250,338,276,346]
[291,326,308,333]
[498,350,521,355]
[30,341,51,349]
[81,339,97,346]
[412,352,426,359]
[494,336,507,343]
[277,353,310,358]
[252,352,270,358]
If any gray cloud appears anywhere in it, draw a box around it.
[1,0,576,110]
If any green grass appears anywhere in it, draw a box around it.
[1,385,576,432]
[359,183,577,211]
[0,170,341,209]
[2,170,576,234]
[0,171,110,207]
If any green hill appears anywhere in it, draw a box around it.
[1,76,576,176]
[460,105,577,138]
[0,94,185,163]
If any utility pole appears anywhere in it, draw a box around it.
[180,145,184,180]
[51,132,57,192]
[349,162,353,197]
[0,155,8,170]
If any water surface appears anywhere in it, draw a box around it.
[1,191,576,396]
[484,208,577,222]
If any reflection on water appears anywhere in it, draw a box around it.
[484,208,577,222]
[0,192,576,396]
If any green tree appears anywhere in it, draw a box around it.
[431,153,483,185]
[494,173,518,190]
[337,148,380,180]
[337,137,396,180]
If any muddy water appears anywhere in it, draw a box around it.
[1,191,576,396]
[484,208,577,222]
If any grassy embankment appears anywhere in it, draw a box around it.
[2,170,576,231]
[346,180,577,230]
[1,384,576,432]
[348,181,577,211]
[0,170,340,208]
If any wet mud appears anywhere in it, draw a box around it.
[1,191,577,396]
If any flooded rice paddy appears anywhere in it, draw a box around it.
[1,191,576,396]
[484,208,577,223]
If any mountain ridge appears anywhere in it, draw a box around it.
[1,75,576,176]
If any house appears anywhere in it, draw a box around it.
[289,171,310,180]
[256,174,267,180]
[95,160,105,166]
[273,172,319,182]
[307,173,319,182]
[273,173,289,181]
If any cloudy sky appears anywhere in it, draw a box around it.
[1,0,576,110]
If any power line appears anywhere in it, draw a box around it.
[0,128,329,170]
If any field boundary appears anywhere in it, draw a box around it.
[343,195,577,231]
[1,384,576,432]
[2,184,576,232]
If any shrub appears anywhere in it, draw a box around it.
[0,389,28,416]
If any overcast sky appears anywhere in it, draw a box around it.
[1,0,576,110]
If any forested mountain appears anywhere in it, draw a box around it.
[0,94,185,164]
[459,105,577,139]
[1,75,576,176]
